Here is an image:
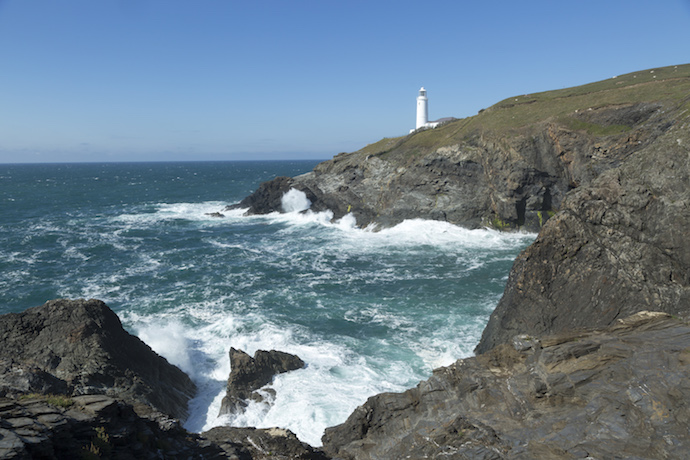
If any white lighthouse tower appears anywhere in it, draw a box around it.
[411,87,444,133]
[416,87,428,130]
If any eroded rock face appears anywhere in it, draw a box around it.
[233,101,675,232]
[322,312,690,460]
[0,299,196,420]
[0,394,226,460]
[476,117,690,354]
[219,348,305,416]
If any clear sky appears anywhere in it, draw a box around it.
[1,0,689,163]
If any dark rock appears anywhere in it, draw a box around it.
[322,311,690,459]
[206,212,225,218]
[0,394,227,459]
[234,100,677,231]
[0,299,196,420]
[203,426,330,460]
[476,113,690,354]
[226,176,320,215]
[219,348,305,416]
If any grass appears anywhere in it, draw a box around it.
[560,118,632,136]
[81,426,112,460]
[19,393,74,408]
[354,63,690,161]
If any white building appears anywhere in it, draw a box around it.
[411,87,453,133]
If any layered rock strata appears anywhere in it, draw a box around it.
[0,298,196,420]
[219,347,305,416]
[0,394,226,459]
[233,103,676,232]
[476,108,690,353]
[323,311,690,459]
[0,394,327,460]
[232,66,689,233]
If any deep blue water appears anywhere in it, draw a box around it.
[0,161,535,445]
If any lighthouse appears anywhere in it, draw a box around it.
[416,87,428,130]
[411,87,448,133]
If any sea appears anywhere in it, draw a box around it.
[0,160,535,446]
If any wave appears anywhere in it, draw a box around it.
[3,193,536,447]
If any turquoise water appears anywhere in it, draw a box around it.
[0,161,535,446]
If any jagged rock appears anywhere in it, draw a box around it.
[0,299,196,420]
[0,394,227,459]
[219,348,305,416]
[203,426,330,460]
[234,103,675,232]
[476,112,690,354]
[322,311,690,459]
[226,176,319,215]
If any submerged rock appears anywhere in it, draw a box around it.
[219,348,305,416]
[323,311,690,459]
[0,298,196,420]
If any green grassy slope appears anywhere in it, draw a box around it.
[357,63,690,160]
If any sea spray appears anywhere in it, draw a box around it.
[0,161,536,447]
[121,212,535,446]
[281,188,311,213]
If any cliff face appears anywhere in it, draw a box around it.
[476,103,690,353]
[323,311,690,459]
[236,65,690,233]
[231,64,690,456]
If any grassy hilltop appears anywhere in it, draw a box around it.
[244,63,690,231]
[358,63,690,160]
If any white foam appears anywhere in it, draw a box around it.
[104,203,536,448]
[136,321,194,376]
[247,212,535,255]
[281,188,311,213]
[113,201,233,226]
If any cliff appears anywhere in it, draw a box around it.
[230,63,690,457]
[322,311,690,459]
[476,107,690,352]
[234,64,690,233]
[5,64,690,458]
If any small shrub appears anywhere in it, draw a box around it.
[46,395,74,408]
[81,426,112,459]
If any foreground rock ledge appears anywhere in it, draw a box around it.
[0,300,328,459]
[0,298,196,420]
[322,311,690,460]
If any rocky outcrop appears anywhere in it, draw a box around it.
[0,394,226,459]
[204,426,329,460]
[0,394,330,459]
[476,109,690,354]
[0,298,196,421]
[323,311,690,459]
[219,348,305,416]
[232,66,689,231]
[0,301,330,459]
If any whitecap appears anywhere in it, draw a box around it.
[281,188,311,213]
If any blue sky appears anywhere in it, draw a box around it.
[1,1,689,163]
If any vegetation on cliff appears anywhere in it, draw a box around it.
[241,64,690,232]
